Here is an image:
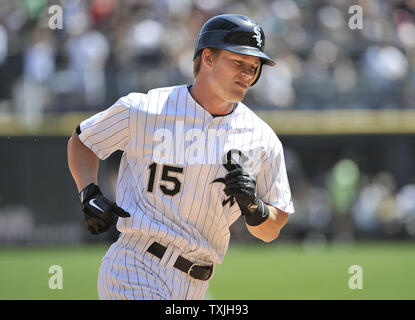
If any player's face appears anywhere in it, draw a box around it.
[209,50,260,102]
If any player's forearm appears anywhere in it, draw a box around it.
[246,206,289,242]
[67,131,99,192]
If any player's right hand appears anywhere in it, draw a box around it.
[79,183,130,235]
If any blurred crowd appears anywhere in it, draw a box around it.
[230,150,415,244]
[284,152,415,243]
[0,0,415,114]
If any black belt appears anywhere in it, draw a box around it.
[146,242,213,281]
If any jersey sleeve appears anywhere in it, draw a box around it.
[78,93,136,160]
[256,139,295,214]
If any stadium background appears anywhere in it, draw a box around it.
[1,0,415,299]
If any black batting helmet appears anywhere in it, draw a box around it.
[193,14,276,85]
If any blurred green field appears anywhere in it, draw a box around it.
[0,241,414,300]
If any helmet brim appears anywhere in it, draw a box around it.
[194,44,275,67]
[221,45,276,66]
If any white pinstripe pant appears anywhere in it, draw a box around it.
[97,233,211,300]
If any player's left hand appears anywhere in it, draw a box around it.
[223,168,257,208]
[79,183,130,235]
[224,168,270,226]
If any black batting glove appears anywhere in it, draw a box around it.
[224,168,257,207]
[79,183,130,235]
[224,168,269,226]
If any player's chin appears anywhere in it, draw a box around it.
[229,86,247,102]
[227,94,244,104]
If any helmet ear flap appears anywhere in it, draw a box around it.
[251,62,263,86]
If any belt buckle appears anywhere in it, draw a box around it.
[187,263,201,278]
[187,263,213,281]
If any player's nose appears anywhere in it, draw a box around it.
[240,67,255,83]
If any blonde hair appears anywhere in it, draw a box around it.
[193,48,221,78]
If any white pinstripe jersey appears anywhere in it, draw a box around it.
[79,84,294,265]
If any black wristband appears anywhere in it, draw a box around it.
[241,199,270,226]
[79,183,102,204]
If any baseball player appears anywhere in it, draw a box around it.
[67,14,294,300]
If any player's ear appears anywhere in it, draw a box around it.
[202,48,216,68]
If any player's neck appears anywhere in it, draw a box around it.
[189,80,234,116]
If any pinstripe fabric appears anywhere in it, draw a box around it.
[79,85,294,300]
[97,233,209,300]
